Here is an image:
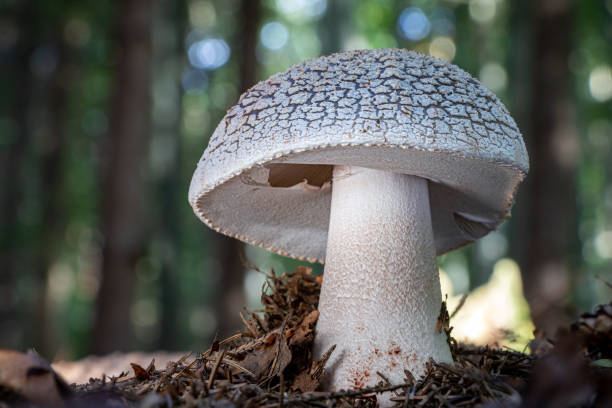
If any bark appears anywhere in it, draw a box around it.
[91,0,153,353]
[212,0,261,338]
[0,2,34,349]
[156,0,186,350]
[511,0,578,334]
[238,0,259,95]
[32,38,69,356]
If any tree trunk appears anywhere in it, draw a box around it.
[212,0,261,338]
[91,0,153,353]
[32,38,69,357]
[0,1,34,350]
[155,0,186,350]
[511,0,578,334]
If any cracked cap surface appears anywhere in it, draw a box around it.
[189,48,529,263]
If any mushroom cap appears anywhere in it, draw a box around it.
[189,49,528,263]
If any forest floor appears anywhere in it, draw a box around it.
[1,266,611,407]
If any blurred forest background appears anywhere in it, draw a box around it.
[1,0,611,361]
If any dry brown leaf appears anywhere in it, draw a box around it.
[291,370,319,393]
[289,310,319,347]
[259,332,277,349]
[291,344,335,393]
[572,303,612,336]
[240,331,291,380]
[130,363,150,380]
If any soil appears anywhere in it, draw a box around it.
[2,266,611,407]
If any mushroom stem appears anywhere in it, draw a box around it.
[315,165,453,397]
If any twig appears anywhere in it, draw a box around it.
[207,349,225,390]
[278,383,407,404]
[450,294,468,319]
[376,371,391,385]
[595,274,612,290]
[173,357,198,379]
[279,372,284,408]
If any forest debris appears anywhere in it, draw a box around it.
[54,267,612,407]
[130,363,150,381]
[207,349,225,390]
[571,303,612,336]
[522,330,612,407]
[437,298,450,334]
[0,349,71,407]
[437,298,457,361]
[288,310,319,347]
[571,302,612,362]
[291,344,335,393]
[240,329,291,381]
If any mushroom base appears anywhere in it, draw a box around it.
[314,166,453,404]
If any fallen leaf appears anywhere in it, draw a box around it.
[291,344,335,393]
[130,363,150,380]
[240,331,291,380]
[291,370,318,393]
[289,310,319,347]
[259,332,277,349]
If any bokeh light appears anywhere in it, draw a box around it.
[594,230,612,259]
[181,69,208,95]
[446,258,535,349]
[182,100,210,138]
[587,119,612,150]
[443,259,470,295]
[188,306,217,338]
[260,22,289,51]
[275,0,327,21]
[292,26,321,60]
[429,36,456,61]
[588,65,612,102]
[48,263,74,305]
[187,37,230,70]
[477,230,508,262]
[430,7,455,36]
[343,34,369,51]
[469,0,497,24]
[479,62,508,92]
[189,0,216,29]
[398,8,431,41]
[131,298,160,342]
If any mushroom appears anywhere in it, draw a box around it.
[189,49,528,396]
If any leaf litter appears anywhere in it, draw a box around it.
[2,266,611,407]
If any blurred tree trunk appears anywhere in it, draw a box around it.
[155,0,186,350]
[92,0,153,353]
[0,1,34,349]
[319,0,344,54]
[238,0,259,94]
[212,0,260,338]
[32,38,69,357]
[511,0,578,334]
